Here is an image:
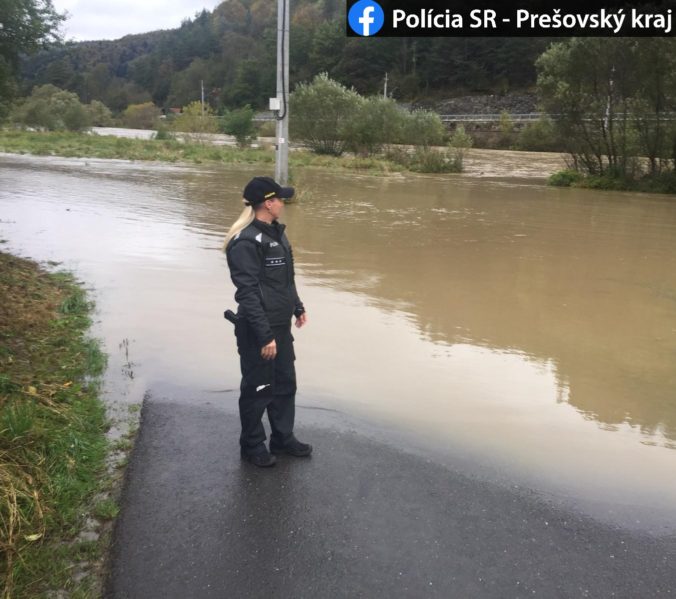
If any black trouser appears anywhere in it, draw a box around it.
[235,320,296,454]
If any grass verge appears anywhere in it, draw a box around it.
[0,252,110,598]
[0,130,464,175]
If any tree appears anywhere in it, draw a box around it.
[290,73,362,156]
[627,39,676,175]
[400,109,446,148]
[537,38,676,179]
[43,56,75,88]
[308,21,345,77]
[0,0,64,117]
[448,125,473,170]
[221,105,256,148]
[83,63,112,103]
[537,39,636,176]
[167,57,210,108]
[222,58,274,109]
[0,58,17,119]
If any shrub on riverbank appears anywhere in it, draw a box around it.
[290,74,360,156]
[220,105,256,148]
[11,85,91,132]
[385,147,462,173]
[0,252,108,597]
[549,169,676,194]
[122,101,161,130]
[290,74,449,166]
[538,39,676,184]
[548,169,584,187]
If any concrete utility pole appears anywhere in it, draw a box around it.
[201,80,205,118]
[274,0,290,185]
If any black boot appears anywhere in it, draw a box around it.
[270,436,312,457]
[241,447,277,467]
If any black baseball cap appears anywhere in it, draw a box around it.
[243,176,294,206]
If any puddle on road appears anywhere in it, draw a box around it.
[2,152,676,529]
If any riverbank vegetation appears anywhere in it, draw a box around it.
[289,74,469,172]
[0,252,110,598]
[10,84,112,132]
[548,169,676,195]
[539,38,676,193]
[2,69,475,174]
[0,127,472,175]
[4,3,676,191]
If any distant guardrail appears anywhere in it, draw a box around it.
[191,112,676,124]
[440,113,543,123]
[439,112,676,123]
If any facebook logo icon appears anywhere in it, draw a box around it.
[348,0,385,36]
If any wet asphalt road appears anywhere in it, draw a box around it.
[105,386,676,598]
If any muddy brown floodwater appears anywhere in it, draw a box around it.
[1,152,675,531]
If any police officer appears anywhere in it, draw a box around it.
[224,176,312,467]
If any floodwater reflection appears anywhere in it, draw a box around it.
[282,170,676,448]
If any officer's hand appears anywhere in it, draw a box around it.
[295,313,307,328]
[261,339,277,360]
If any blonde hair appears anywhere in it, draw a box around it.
[223,202,256,250]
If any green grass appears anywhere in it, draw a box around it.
[92,499,119,521]
[0,129,459,175]
[548,169,584,187]
[0,252,110,598]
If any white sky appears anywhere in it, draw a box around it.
[52,0,223,41]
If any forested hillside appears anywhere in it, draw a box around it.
[19,0,552,113]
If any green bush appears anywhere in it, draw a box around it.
[399,109,447,148]
[548,169,584,187]
[11,84,91,131]
[290,73,362,156]
[122,102,161,129]
[383,146,413,167]
[637,172,676,194]
[448,125,473,171]
[411,148,461,173]
[86,100,113,127]
[153,123,174,140]
[582,175,633,190]
[343,97,406,156]
[291,74,449,157]
[221,105,256,148]
[387,146,461,173]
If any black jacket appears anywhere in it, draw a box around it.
[226,219,305,346]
